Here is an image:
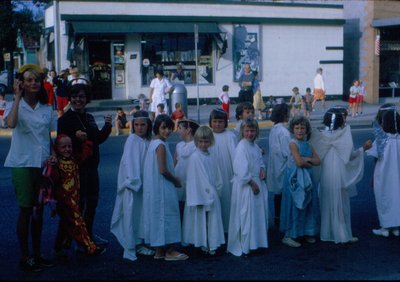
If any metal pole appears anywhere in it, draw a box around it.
[54,0,61,73]
[194,24,200,123]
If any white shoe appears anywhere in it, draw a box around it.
[372,228,389,237]
[282,237,301,248]
[391,228,399,237]
[349,237,359,243]
[305,236,316,244]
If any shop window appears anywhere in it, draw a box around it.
[141,33,214,86]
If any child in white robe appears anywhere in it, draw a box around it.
[267,103,291,226]
[228,118,269,256]
[367,108,400,237]
[174,119,200,220]
[310,108,372,244]
[208,109,238,232]
[182,126,225,255]
[233,102,255,139]
[110,111,155,261]
[143,114,189,261]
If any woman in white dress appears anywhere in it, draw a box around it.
[228,119,269,256]
[148,70,173,119]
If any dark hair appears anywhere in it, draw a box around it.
[331,105,348,119]
[116,107,123,111]
[289,116,312,140]
[323,108,345,130]
[222,85,229,92]
[157,103,165,110]
[175,102,182,109]
[68,83,92,103]
[155,69,164,77]
[235,102,255,121]
[132,110,153,139]
[177,119,200,135]
[239,118,259,140]
[306,87,311,93]
[209,108,228,128]
[292,86,299,93]
[153,114,174,135]
[270,103,290,124]
[375,103,396,125]
[381,109,400,134]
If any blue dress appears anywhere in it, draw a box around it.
[280,139,319,238]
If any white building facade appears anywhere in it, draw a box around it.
[44,0,344,102]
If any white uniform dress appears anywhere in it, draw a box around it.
[182,149,225,252]
[310,126,364,243]
[149,77,173,113]
[143,139,181,247]
[228,139,269,256]
[110,134,149,261]
[209,129,237,232]
[267,123,291,194]
[174,140,196,202]
[366,132,400,229]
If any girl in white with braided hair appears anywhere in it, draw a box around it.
[310,108,372,244]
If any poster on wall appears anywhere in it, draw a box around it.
[233,24,261,81]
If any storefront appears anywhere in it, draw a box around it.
[44,1,344,102]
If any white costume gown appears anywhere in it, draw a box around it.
[143,139,181,247]
[267,123,291,194]
[209,129,238,232]
[110,134,149,261]
[366,133,400,229]
[310,126,364,243]
[174,140,196,202]
[228,139,269,256]
[182,149,225,251]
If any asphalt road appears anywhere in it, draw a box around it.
[1,127,400,280]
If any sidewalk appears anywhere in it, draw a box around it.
[0,100,382,137]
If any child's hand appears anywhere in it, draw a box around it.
[249,180,260,195]
[259,169,266,180]
[363,139,373,151]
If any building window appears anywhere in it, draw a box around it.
[141,33,214,86]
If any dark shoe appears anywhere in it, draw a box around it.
[20,257,43,273]
[88,246,106,256]
[92,234,109,246]
[34,256,55,268]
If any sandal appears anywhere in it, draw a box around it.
[164,253,189,261]
[137,246,155,256]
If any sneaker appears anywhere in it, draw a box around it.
[92,234,109,246]
[89,246,106,256]
[372,228,389,237]
[19,257,43,273]
[282,237,301,248]
[391,228,399,237]
[349,237,359,243]
[34,256,55,268]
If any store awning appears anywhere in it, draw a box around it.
[372,17,400,27]
[70,21,221,34]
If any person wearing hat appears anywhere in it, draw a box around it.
[4,64,58,272]
[57,81,112,249]
[53,68,70,117]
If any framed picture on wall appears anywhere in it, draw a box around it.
[233,24,261,81]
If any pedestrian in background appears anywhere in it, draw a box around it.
[53,69,70,117]
[57,81,112,248]
[218,85,231,122]
[310,107,372,244]
[142,114,188,261]
[4,64,57,272]
[349,79,360,118]
[182,126,225,255]
[311,67,326,111]
[303,87,313,118]
[252,71,265,121]
[267,103,291,227]
[357,80,366,116]
[111,110,155,261]
[228,118,268,256]
[238,63,257,103]
[289,86,303,117]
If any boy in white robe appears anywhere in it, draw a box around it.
[310,108,372,244]
[110,111,154,261]
[182,126,225,255]
[228,118,269,256]
[208,109,238,232]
